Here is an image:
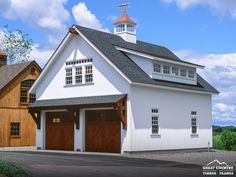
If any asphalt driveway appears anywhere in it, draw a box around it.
[0,151,203,177]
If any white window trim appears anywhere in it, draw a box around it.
[191,111,198,137]
[180,68,187,78]
[153,62,196,80]
[163,65,170,75]
[65,67,73,85]
[65,63,94,87]
[84,64,93,84]
[75,66,83,85]
[188,69,195,79]
[151,108,161,137]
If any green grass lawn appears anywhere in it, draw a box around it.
[0,159,31,177]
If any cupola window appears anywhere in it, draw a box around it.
[127,24,135,33]
[116,24,125,33]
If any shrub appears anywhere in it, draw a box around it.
[213,135,224,150]
[220,129,236,151]
[0,160,31,177]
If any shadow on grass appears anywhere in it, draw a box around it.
[0,159,31,177]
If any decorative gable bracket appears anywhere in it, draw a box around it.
[114,96,127,130]
[67,109,80,129]
[28,110,41,129]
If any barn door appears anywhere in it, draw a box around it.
[85,110,121,153]
[46,112,74,151]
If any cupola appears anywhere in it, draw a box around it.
[114,10,137,43]
[0,49,7,67]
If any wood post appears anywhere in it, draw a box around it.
[115,96,127,130]
[67,109,80,129]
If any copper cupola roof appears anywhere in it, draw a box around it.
[0,49,6,56]
[114,10,136,25]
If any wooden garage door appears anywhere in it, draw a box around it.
[46,112,74,151]
[85,110,121,153]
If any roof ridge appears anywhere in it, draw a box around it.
[137,40,167,49]
[0,60,33,68]
[74,25,112,35]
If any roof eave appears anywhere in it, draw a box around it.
[0,61,41,93]
[131,82,219,95]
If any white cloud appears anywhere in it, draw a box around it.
[175,50,236,123]
[1,1,111,67]
[162,0,236,19]
[72,2,109,32]
[213,103,236,121]
[2,0,70,47]
[0,0,10,13]
[29,44,54,67]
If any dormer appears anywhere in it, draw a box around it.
[151,60,199,85]
[115,47,204,85]
[114,10,137,43]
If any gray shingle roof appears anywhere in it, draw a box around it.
[0,61,34,91]
[29,94,126,108]
[75,25,219,94]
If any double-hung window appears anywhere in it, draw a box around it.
[75,67,83,84]
[180,68,187,77]
[85,65,93,83]
[163,65,170,74]
[172,67,179,76]
[151,108,159,134]
[191,111,197,134]
[65,68,73,85]
[153,63,161,73]
[188,69,195,79]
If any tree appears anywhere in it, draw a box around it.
[220,129,236,151]
[0,26,33,64]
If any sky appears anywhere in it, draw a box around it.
[0,0,236,126]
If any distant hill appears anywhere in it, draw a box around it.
[213,125,236,133]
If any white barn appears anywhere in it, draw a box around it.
[29,11,218,153]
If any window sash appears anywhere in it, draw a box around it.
[151,111,159,134]
[20,80,35,104]
[191,118,197,134]
[152,125,159,134]
[85,65,93,83]
[75,67,83,84]
[163,65,170,74]
[10,123,20,136]
[152,108,159,113]
[75,67,82,75]
[75,76,82,84]
[192,126,197,134]
[66,68,72,77]
[85,74,93,83]
[127,24,134,32]
[180,68,187,77]
[153,63,161,73]
[85,65,93,74]
[188,70,195,78]
[116,24,125,33]
[172,67,179,76]
[65,77,73,85]
[29,93,36,103]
